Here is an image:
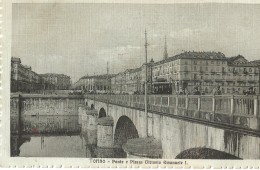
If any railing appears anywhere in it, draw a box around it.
[86,94,260,131]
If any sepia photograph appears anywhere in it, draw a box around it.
[4,0,260,166]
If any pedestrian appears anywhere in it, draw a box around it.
[216,86,222,95]
[184,88,189,95]
[193,87,201,95]
[214,86,222,95]
[179,89,184,95]
[247,87,255,95]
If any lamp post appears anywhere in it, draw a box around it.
[144,29,149,137]
[258,67,260,95]
[93,73,95,108]
[106,61,109,115]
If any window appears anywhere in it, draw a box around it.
[194,66,197,71]
[249,68,252,72]
[211,61,214,64]
[194,61,197,65]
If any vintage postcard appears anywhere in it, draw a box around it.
[1,0,260,168]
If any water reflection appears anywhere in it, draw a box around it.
[21,115,81,134]
[18,135,86,157]
[11,115,126,158]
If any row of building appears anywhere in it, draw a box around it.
[11,57,72,93]
[72,74,114,93]
[73,51,260,95]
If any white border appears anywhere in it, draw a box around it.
[1,0,260,168]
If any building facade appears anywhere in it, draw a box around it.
[107,52,259,95]
[73,74,113,93]
[11,57,45,93]
[40,73,72,90]
[152,52,259,94]
[11,57,72,93]
[110,60,154,95]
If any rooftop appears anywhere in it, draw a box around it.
[154,51,226,66]
[227,55,258,67]
[80,74,116,80]
[40,73,71,77]
[11,57,21,63]
[24,65,31,70]
[250,60,260,66]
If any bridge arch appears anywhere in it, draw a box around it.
[175,148,241,159]
[114,116,139,147]
[99,108,107,118]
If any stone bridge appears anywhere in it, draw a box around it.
[10,93,260,159]
[84,94,260,159]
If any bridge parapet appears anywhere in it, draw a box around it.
[86,94,260,131]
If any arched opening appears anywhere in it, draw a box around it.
[91,104,94,110]
[85,101,88,106]
[99,108,106,118]
[175,148,241,159]
[114,116,139,147]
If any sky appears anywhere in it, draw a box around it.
[12,3,260,82]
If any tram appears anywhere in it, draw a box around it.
[152,79,187,95]
[152,78,173,94]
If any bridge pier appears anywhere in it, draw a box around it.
[97,116,114,148]
[81,107,98,145]
[78,104,87,125]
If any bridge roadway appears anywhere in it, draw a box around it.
[85,94,260,159]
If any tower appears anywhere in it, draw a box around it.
[163,35,168,60]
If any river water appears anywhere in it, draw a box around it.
[11,115,126,158]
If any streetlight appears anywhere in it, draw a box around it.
[144,29,148,137]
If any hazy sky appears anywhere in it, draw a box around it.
[12,3,260,82]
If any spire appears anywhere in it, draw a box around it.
[163,35,168,59]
